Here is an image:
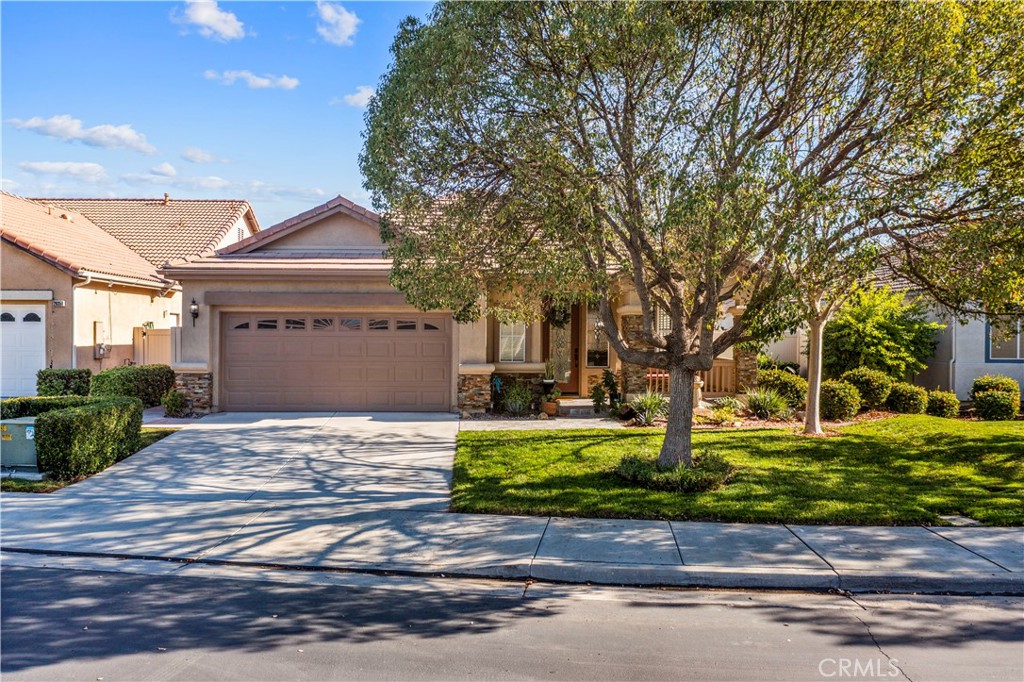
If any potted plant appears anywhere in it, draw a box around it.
[541,361,557,391]
[541,387,561,416]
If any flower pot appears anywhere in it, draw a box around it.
[541,401,559,417]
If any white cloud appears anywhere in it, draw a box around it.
[177,0,246,41]
[204,69,299,90]
[335,85,375,108]
[243,181,326,201]
[7,114,156,154]
[316,1,360,46]
[0,178,21,191]
[122,172,231,190]
[151,162,177,177]
[180,146,227,163]
[19,161,108,183]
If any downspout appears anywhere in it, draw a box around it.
[948,322,957,398]
[70,275,93,369]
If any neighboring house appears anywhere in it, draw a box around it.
[0,192,260,397]
[162,195,750,415]
[762,264,1024,400]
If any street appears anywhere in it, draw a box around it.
[2,559,1021,681]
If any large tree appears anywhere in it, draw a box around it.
[362,1,1023,466]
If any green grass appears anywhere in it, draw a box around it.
[0,427,178,494]
[452,416,1024,525]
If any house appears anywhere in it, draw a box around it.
[762,264,1024,400]
[0,192,259,397]
[162,195,751,414]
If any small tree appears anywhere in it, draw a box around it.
[822,287,944,380]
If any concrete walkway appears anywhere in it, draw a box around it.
[2,413,1021,594]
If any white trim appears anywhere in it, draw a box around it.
[0,290,53,301]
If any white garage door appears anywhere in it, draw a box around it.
[221,312,452,412]
[1,304,46,397]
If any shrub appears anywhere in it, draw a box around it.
[90,364,176,407]
[631,391,669,426]
[590,383,607,412]
[757,353,800,374]
[756,369,807,407]
[33,397,143,480]
[746,387,792,420]
[886,382,928,414]
[971,375,1021,405]
[601,369,623,407]
[502,379,533,416]
[709,406,739,424]
[974,390,1020,421]
[820,380,861,421]
[615,448,735,493]
[839,367,893,411]
[36,369,92,396]
[712,396,746,413]
[1,395,97,419]
[162,389,188,418]
[926,390,961,419]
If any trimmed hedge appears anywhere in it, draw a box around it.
[974,390,1020,421]
[91,364,176,407]
[926,390,961,419]
[756,369,808,408]
[35,397,143,479]
[37,369,92,396]
[1,395,97,419]
[971,375,1021,406]
[887,382,928,414]
[840,367,893,411]
[820,380,861,421]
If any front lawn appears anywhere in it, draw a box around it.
[0,427,178,494]
[452,416,1024,525]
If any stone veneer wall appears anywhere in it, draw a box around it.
[457,373,492,415]
[175,371,213,414]
[620,315,651,395]
[493,372,546,411]
[734,347,758,392]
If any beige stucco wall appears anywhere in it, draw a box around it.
[72,284,179,372]
[0,243,76,368]
[259,213,384,250]
[213,214,259,251]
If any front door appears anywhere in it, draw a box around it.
[547,304,580,394]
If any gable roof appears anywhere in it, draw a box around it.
[1,192,170,288]
[218,194,376,255]
[31,196,260,266]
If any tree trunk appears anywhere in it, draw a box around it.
[804,316,825,435]
[659,366,696,468]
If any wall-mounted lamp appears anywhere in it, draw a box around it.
[189,298,200,326]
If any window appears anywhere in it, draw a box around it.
[423,321,440,331]
[233,321,250,329]
[340,318,361,331]
[0,313,13,322]
[23,313,41,322]
[499,322,527,362]
[656,307,672,334]
[369,318,390,331]
[586,303,609,367]
[989,320,1024,361]
[396,319,417,331]
[256,319,278,330]
[313,317,335,331]
[285,318,306,330]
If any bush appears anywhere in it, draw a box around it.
[887,382,928,414]
[757,353,801,374]
[502,379,533,416]
[90,364,176,407]
[820,380,861,421]
[33,397,143,480]
[926,390,961,419]
[615,448,735,493]
[590,383,607,412]
[971,375,1021,405]
[631,391,669,426]
[746,387,792,420]
[162,389,188,418]
[974,390,1020,421]
[36,369,92,396]
[712,396,746,413]
[1,395,97,419]
[840,367,894,410]
[756,369,807,407]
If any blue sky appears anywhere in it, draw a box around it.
[1,1,432,226]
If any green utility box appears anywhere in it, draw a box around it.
[1,417,38,468]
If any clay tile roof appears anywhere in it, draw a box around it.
[31,196,259,266]
[870,261,917,293]
[1,192,168,286]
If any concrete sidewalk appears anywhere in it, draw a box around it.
[2,412,1021,594]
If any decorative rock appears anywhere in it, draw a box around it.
[538,412,549,420]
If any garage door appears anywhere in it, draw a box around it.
[1,304,46,398]
[221,312,452,411]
